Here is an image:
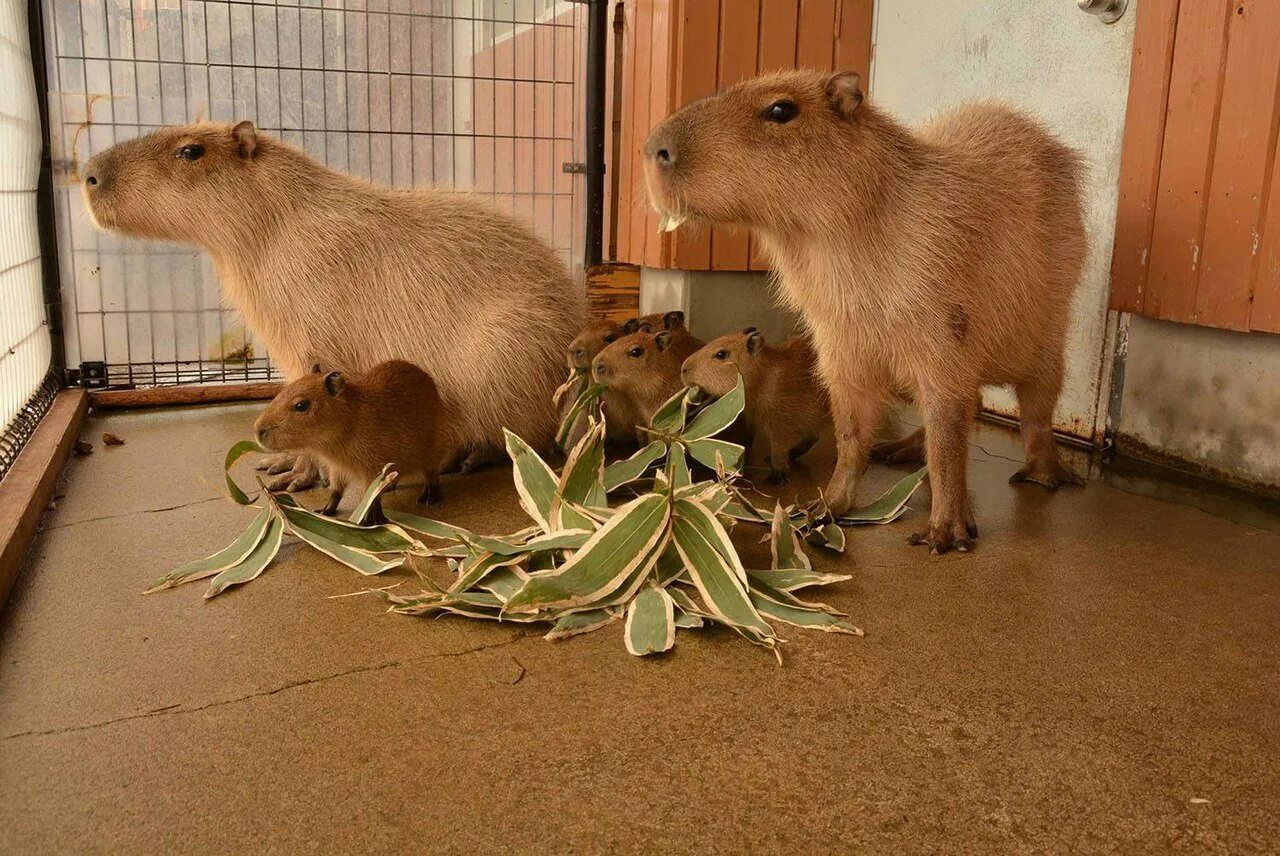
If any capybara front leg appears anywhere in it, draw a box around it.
[825,386,885,516]
[419,472,442,506]
[1009,373,1085,490]
[265,453,324,492]
[870,426,925,464]
[908,387,977,554]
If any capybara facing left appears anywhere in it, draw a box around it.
[645,70,1086,552]
[82,121,583,487]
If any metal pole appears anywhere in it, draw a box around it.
[26,0,65,381]
[582,0,608,269]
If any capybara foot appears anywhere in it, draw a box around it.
[870,429,925,464]
[824,476,859,518]
[764,467,790,486]
[1009,457,1084,490]
[908,517,978,555]
[266,458,323,492]
[418,480,442,506]
[256,452,295,475]
[459,445,502,475]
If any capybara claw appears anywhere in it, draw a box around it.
[909,522,977,555]
[1009,460,1085,491]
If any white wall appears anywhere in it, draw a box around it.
[871,0,1137,440]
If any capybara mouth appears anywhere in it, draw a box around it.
[684,385,706,405]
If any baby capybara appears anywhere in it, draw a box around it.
[682,329,828,483]
[645,70,1086,552]
[592,328,704,443]
[567,319,624,371]
[83,121,582,490]
[255,361,454,522]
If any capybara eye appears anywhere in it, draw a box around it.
[713,349,729,360]
[763,100,799,124]
[176,144,205,161]
[603,333,616,343]
[627,346,643,358]
[293,399,310,413]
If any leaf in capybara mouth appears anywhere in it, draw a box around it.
[658,212,685,233]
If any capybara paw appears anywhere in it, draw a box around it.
[907,519,977,555]
[256,452,294,475]
[764,468,791,486]
[1009,459,1085,490]
[266,462,321,493]
[824,482,859,518]
[418,485,442,506]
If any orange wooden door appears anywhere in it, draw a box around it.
[1111,0,1280,334]
[612,0,873,272]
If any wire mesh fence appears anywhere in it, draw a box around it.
[39,0,588,389]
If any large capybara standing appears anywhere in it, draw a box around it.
[82,121,583,487]
[644,71,1085,553]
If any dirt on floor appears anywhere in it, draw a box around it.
[1,402,1277,854]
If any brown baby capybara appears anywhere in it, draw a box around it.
[255,361,454,522]
[592,328,704,443]
[82,121,583,489]
[644,70,1086,553]
[567,319,625,371]
[682,328,828,483]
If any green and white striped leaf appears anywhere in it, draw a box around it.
[224,440,265,505]
[555,380,606,450]
[553,420,607,530]
[603,440,666,492]
[204,514,285,598]
[504,429,560,531]
[276,499,420,554]
[748,582,863,636]
[450,551,527,594]
[553,367,588,409]
[461,528,592,557]
[771,503,812,572]
[837,466,928,524]
[747,568,851,592]
[624,583,676,656]
[384,509,470,542]
[145,505,274,593]
[673,605,705,629]
[671,502,775,643]
[675,498,747,585]
[503,493,670,613]
[290,522,406,576]
[477,566,529,601]
[806,520,847,553]
[682,374,745,441]
[686,437,744,473]
[649,387,689,435]
[348,464,398,524]
[666,445,692,490]
[545,608,619,641]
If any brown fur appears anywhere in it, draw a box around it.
[567,319,624,370]
[592,328,704,443]
[645,70,1085,551]
[623,310,686,335]
[82,121,583,476]
[682,330,828,482]
[255,361,454,520]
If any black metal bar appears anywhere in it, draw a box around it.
[582,0,608,268]
[27,0,64,381]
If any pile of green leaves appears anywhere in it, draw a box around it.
[149,377,925,662]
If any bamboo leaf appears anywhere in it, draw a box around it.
[805,521,847,553]
[383,509,469,542]
[673,605,705,629]
[204,514,285,598]
[720,493,771,523]
[685,437,744,473]
[747,568,852,592]
[624,583,676,656]
[275,499,420,554]
[836,466,928,524]
[348,464,398,524]
[450,551,527,594]
[771,503,812,572]
[545,608,619,641]
[504,429,560,531]
[461,528,592,557]
[748,582,863,636]
[649,387,689,435]
[675,498,748,585]
[671,503,775,642]
[145,505,273,593]
[290,522,407,576]
[555,381,606,450]
[666,445,692,490]
[604,441,666,492]
[503,493,670,613]
[682,374,745,441]
[553,420,607,530]
[553,367,587,408]
[476,566,529,601]
[224,440,265,505]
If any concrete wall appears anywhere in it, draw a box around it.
[639,268,801,345]
[1117,316,1280,488]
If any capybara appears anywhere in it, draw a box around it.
[82,120,583,488]
[644,70,1085,552]
[622,310,685,336]
[255,361,453,521]
[682,328,828,483]
[566,318,624,371]
[592,328,704,443]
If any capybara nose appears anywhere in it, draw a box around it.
[572,346,585,361]
[593,361,609,380]
[255,426,269,445]
[645,133,677,168]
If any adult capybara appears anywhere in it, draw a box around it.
[82,121,583,487]
[644,70,1085,552]
[255,361,454,521]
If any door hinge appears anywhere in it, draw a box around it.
[68,361,108,388]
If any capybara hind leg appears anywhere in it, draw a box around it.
[908,387,977,554]
[1009,374,1084,490]
[419,473,442,506]
[318,489,342,516]
[364,496,388,526]
[824,386,885,516]
[265,454,324,492]
[871,427,925,464]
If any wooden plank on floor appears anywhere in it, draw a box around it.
[0,390,89,611]
[1195,0,1280,330]
[88,383,283,411]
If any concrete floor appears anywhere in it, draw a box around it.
[1,403,1277,854]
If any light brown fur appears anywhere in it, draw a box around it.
[682,330,828,483]
[592,328,704,443]
[567,319,624,371]
[645,70,1085,552]
[255,361,454,520]
[83,121,583,485]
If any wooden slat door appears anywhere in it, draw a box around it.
[612,0,874,272]
[1110,0,1280,334]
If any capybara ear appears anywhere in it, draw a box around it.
[622,318,641,334]
[310,363,322,374]
[323,371,345,396]
[663,310,685,330]
[746,331,765,353]
[825,71,864,120]
[232,120,258,159]
[741,326,758,335]
[654,331,672,352]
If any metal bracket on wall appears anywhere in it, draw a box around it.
[66,362,108,389]
[1078,0,1127,24]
